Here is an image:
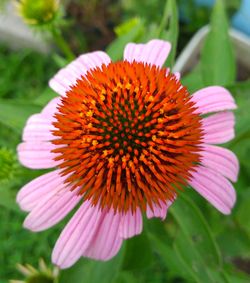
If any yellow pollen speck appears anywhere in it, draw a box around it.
[86,138,91,142]
[117,82,123,88]
[158,118,164,123]
[158,131,164,136]
[152,135,157,141]
[103,150,108,157]
[79,112,83,117]
[92,140,98,146]
[122,156,127,163]
[100,94,105,101]
[159,108,164,114]
[125,83,131,90]
[148,95,154,102]
[86,110,93,117]
[134,86,139,92]
[139,154,145,161]
[87,123,92,128]
[149,146,153,152]
[108,157,114,165]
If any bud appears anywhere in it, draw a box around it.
[10,258,59,283]
[16,0,60,26]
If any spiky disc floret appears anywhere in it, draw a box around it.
[52,61,203,213]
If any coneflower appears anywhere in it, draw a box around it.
[17,40,239,269]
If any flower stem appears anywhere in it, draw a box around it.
[51,28,75,61]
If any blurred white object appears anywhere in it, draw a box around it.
[0,2,50,53]
[174,26,250,75]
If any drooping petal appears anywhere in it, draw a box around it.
[123,39,171,68]
[119,208,143,239]
[16,170,62,212]
[146,199,174,220]
[22,98,60,142]
[17,141,59,169]
[23,186,81,232]
[191,86,237,115]
[200,144,239,182]
[49,52,111,96]
[19,98,61,168]
[22,114,55,142]
[174,72,181,81]
[189,166,236,215]
[41,97,61,116]
[202,112,235,144]
[84,209,122,260]
[52,201,102,269]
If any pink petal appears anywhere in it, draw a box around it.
[189,166,236,215]
[41,97,61,116]
[202,112,235,144]
[174,72,181,81]
[200,144,239,182]
[17,141,59,169]
[191,86,237,115]
[119,208,143,239]
[22,114,55,142]
[146,199,174,220]
[52,201,103,269]
[23,98,60,142]
[16,170,62,212]
[49,52,111,96]
[24,186,81,232]
[123,40,171,68]
[84,209,122,260]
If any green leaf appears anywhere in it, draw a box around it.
[173,231,226,283]
[122,230,153,270]
[170,194,224,282]
[158,0,179,68]
[227,81,250,171]
[116,271,138,283]
[148,220,200,282]
[0,99,41,133]
[0,185,19,211]
[34,87,58,106]
[235,189,250,235]
[217,223,250,258]
[181,64,204,93]
[115,17,141,37]
[106,19,145,61]
[60,247,125,283]
[228,81,250,140]
[171,194,222,267]
[201,0,236,86]
[147,192,227,283]
[223,270,250,283]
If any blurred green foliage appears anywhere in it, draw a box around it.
[0,0,250,282]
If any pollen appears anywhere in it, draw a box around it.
[86,110,93,117]
[52,61,203,213]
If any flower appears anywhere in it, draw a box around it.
[16,40,239,269]
[16,0,59,26]
[10,258,59,283]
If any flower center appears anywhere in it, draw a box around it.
[52,61,203,213]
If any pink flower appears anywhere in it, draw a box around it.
[16,40,239,269]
